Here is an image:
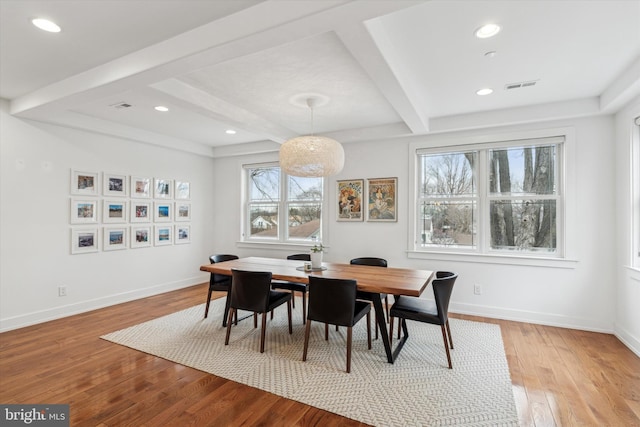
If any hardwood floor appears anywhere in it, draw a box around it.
[1,283,638,426]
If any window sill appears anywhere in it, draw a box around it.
[407,250,578,269]
[626,265,640,282]
[237,240,323,253]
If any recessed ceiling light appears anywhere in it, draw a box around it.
[154,106,169,112]
[475,24,500,39]
[32,18,61,33]
[476,88,493,96]
[225,129,237,135]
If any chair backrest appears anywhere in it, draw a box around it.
[307,276,357,326]
[209,254,238,285]
[287,253,311,261]
[229,269,273,312]
[432,271,457,323]
[349,257,387,268]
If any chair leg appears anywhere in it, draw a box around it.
[204,289,213,319]
[271,309,274,320]
[389,316,394,346]
[397,318,401,339]
[441,324,453,369]
[224,308,235,345]
[302,320,312,361]
[366,312,372,350]
[221,294,232,327]
[260,312,268,353]
[302,292,307,325]
[253,312,258,328]
[446,319,454,349]
[287,299,293,334]
[346,326,353,373]
[325,323,329,340]
[384,295,389,323]
[291,290,296,308]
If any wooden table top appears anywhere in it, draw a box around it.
[200,257,434,297]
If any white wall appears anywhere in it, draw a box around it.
[212,115,619,333]
[614,96,640,356]
[0,100,213,331]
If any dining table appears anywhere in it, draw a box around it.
[200,256,435,363]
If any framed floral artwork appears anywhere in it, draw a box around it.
[130,201,151,223]
[154,178,173,199]
[71,228,99,254]
[154,202,172,222]
[103,172,128,197]
[103,227,127,251]
[175,202,191,221]
[367,177,397,222]
[175,224,191,244]
[130,176,151,198]
[154,225,173,246]
[70,170,99,196]
[175,180,190,200]
[131,226,152,248]
[70,199,98,224]
[103,200,128,224]
[337,179,364,221]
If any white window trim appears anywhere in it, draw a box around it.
[407,126,577,268]
[632,116,640,269]
[240,162,329,250]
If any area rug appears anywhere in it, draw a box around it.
[101,298,519,426]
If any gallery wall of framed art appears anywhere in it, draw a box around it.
[69,169,192,254]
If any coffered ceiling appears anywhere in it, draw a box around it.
[1,0,639,157]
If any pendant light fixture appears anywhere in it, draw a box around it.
[279,97,344,177]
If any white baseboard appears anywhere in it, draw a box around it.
[614,323,640,358]
[450,302,614,334]
[0,277,204,333]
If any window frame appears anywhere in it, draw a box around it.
[242,162,325,247]
[633,116,640,268]
[408,127,577,268]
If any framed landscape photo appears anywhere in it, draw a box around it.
[70,199,98,224]
[337,179,364,221]
[154,225,173,246]
[103,172,128,197]
[131,226,152,248]
[154,202,172,222]
[130,201,151,223]
[130,176,151,198]
[154,178,173,199]
[70,170,99,196]
[71,228,99,254]
[367,177,398,222]
[175,224,191,244]
[103,200,128,223]
[103,227,127,251]
[175,202,191,221]
[175,181,190,200]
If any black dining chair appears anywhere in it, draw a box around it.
[271,254,311,323]
[303,276,371,373]
[205,254,239,327]
[389,271,458,368]
[225,269,292,353]
[350,257,389,339]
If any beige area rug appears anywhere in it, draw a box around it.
[101,298,519,426]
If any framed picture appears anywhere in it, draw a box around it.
[131,226,152,249]
[154,225,173,246]
[154,178,173,199]
[103,227,127,251]
[175,202,191,221]
[103,172,128,197]
[367,177,397,222]
[175,181,190,200]
[337,179,364,221]
[130,176,151,198]
[154,202,172,222]
[71,228,99,254]
[70,199,98,224]
[130,201,151,223]
[70,170,99,196]
[103,200,128,224]
[175,224,191,244]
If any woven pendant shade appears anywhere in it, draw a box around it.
[279,135,344,177]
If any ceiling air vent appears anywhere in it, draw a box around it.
[109,102,133,109]
[505,80,538,90]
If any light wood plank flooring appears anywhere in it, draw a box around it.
[1,283,638,426]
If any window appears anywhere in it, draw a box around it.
[415,136,564,257]
[245,163,323,243]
